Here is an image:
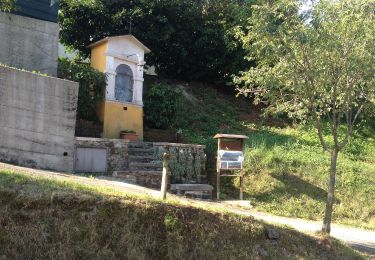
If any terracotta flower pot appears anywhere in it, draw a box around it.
[119,132,138,141]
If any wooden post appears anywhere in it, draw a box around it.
[240,139,244,200]
[217,170,220,200]
[240,170,244,200]
[217,138,221,200]
[161,152,170,200]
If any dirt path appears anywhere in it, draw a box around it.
[232,209,375,255]
[1,163,374,255]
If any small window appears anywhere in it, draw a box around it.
[115,64,133,103]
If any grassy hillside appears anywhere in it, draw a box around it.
[0,169,365,259]
[145,79,375,230]
[243,126,375,230]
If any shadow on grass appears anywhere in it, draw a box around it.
[222,173,327,204]
[0,170,363,259]
[258,173,327,203]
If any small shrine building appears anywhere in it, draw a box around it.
[88,35,151,140]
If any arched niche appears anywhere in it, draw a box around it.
[115,64,133,103]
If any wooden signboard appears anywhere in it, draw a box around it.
[214,134,248,200]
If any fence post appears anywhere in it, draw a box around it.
[161,152,170,200]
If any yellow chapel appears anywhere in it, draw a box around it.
[88,35,151,140]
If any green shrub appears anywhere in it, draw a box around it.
[0,0,15,12]
[144,83,182,129]
[57,58,106,122]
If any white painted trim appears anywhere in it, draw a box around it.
[105,99,144,108]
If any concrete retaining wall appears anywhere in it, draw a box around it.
[0,12,58,76]
[0,65,79,172]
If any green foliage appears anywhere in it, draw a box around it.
[164,213,178,229]
[144,83,183,129]
[58,0,253,83]
[236,0,375,150]
[173,83,243,157]
[0,0,15,12]
[57,58,106,121]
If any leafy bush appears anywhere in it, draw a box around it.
[57,58,106,121]
[144,83,182,129]
[0,0,15,12]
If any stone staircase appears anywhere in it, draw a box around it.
[112,141,213,199]
[113,142,163,188]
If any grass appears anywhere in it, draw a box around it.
[152,79,375,230]
[242,125,375,230]
[0,169,367,259]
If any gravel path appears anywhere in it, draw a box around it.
[1,162,374,255]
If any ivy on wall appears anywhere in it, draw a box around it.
[153,145,206,184]
[57,58,106,122]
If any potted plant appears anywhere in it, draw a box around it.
[119,129,138,141]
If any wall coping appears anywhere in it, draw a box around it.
[74,138,205,148]
[75,137,130,143]
[153,142,205,149]
[0,64,77,84]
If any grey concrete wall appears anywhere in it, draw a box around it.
[0,12,58,76]
[0,65,79,172]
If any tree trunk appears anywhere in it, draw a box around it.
[322,148,339,234]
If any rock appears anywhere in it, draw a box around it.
[270,240,278,247]
[256,245,269,257]
[266,228,280,240]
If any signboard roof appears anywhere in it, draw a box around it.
[213,134,248,139]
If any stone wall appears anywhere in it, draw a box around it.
[74,137,129,174]
[0,65,78,172]
[74,139,206,183]
[0,12,58,76]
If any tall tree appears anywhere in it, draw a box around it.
[59,0,254,83]
[236,0,375,233]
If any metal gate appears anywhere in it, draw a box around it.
[75,148,107,173]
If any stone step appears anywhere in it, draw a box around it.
[129,162,163,171]
[170,184,214,192]
[128,155,155,162]
[113,170,162,189]
[114,170,162,176]
[128,142,154,149]
[170,184,213,200]
[128,148,154,155]
[129,161,162,167]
